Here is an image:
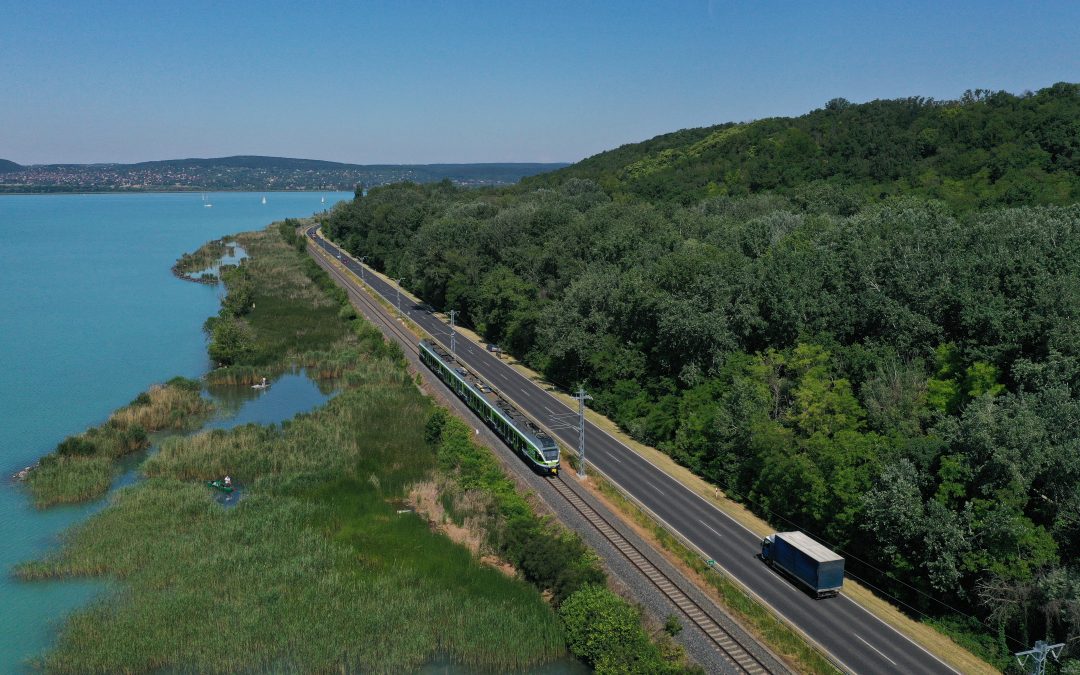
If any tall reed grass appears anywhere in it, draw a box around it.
[27,378,212,507]
[172,238,228,278]
[21,220,570,672]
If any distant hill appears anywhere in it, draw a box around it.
[0,159,23,172]
[128,155,363,171]
[126,156,566,182]
[524,82,1080,210]
[0,156,567,193]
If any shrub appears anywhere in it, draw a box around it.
[559,585,676,674]
[56,436,97,457]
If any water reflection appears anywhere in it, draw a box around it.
[205,370,335,430]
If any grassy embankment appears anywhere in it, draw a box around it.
[19,220,695,673]
[26,378,211,507]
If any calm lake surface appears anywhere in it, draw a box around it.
[0,192,350,672]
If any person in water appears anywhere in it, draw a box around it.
[224,475,232,487]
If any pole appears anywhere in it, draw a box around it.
[393,278,403,314]
[358,256,368,281]
[573,387,592,478]
[1015,641,1065,675]
[449,310,457,354]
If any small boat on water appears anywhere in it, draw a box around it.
[251,377,269,390]
[261,195,267,204]
[207,479,234,493]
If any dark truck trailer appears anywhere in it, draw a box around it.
[761,531,844,598]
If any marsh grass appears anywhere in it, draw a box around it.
[23,456,115,508]
[23,368,566,673]
[108,378,211,431]
[22,221,570,673]
[27,378,212,507]
[173,238,228,278]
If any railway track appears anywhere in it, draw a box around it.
[308,234,781,675]
[547,475,772,674]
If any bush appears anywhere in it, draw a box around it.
[500,518,605,605]
[559,585,676,674]
[432,412,605,604]
[207,316,255,366]
[56,436,97,457]
[664,614,683,637]
[165,376,202,393]
[130,392,152,407]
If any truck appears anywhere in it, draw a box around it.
[761,531,844,598]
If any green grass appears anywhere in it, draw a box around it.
[243,290,348,365]
[20,367,566,673]
[26,378,212,507]
[24,456,116,508]
[19,220,571,673]
[172,238,229,278]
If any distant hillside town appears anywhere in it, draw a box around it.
[0,156,566,193]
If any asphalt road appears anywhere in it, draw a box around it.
[307,226,960,675]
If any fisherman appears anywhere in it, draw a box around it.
[223,475,232,488]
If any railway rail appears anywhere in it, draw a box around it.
[307,231,783,675]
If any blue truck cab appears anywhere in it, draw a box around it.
[761,531,844,598]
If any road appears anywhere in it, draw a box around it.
[307,226,959,675]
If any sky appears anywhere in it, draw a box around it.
[2,0,1078,165]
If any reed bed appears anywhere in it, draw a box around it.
[173,238,229,277]
[27,378,212,507]
[108,378,212,431]
[21,221,571,672]
[23,370,565,673]
[23,456,115,508]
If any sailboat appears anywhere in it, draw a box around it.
[261,195,267,205]
[320,195,326,204]
[202,193,212,208]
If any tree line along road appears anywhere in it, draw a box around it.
[306,225,962,675]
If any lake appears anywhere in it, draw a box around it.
[0,191,351,672]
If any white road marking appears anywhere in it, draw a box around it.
[698,519,724,539]
[651,484,665,496]
[855,633,897,666]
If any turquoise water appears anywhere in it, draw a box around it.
[0,192,350,672]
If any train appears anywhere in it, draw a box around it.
[418,339,560,475]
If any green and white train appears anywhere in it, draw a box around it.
[419,339,560,475]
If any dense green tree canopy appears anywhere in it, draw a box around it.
[324,83,1080,667]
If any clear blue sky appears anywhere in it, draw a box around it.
[2,0,1077,165]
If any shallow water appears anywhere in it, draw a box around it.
[205,371,336,430]
[0,191,350,673]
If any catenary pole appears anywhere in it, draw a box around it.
[393,278,403,315]
[573,387,592,478]
[1014,641,1064,675]
[449,310,457,353]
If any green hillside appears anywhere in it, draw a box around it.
[0,159,23,172]
[525,82,1080,210]
[325,82,1080,669]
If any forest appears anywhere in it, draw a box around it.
[324,83,1080,668]
[524,82,1080,211]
